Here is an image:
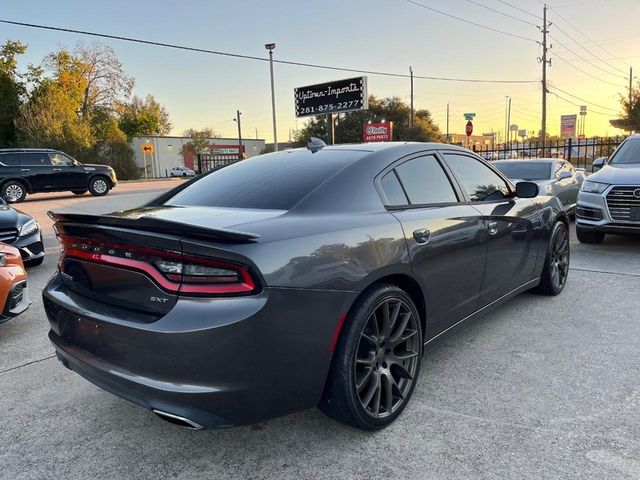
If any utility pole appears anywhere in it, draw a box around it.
[234,110,243,160]
[265,43,278,151]
[504,96,510,148]
[409,66,414,130]
[507,97,512,146]
[630,66,634,134]
[446,102,450,143]
[327,114,334,145]
[540,4,551,148]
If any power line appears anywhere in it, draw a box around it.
[547,84,619,112]
[404,0,537,43]
[549,34,627,80]
[553,0,618,7]
[549,7,629,75]
[553,51,627,88]
[493,0,542,19]
[548,89,614,116]
[462,0,538,26]
[0,18,537,84]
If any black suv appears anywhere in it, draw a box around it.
[0,149,117,203]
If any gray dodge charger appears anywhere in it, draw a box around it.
[44,141,569,430]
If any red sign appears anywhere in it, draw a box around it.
[465,121,473,137]
[363,122,393,142]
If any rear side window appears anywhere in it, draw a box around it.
[166,149,365,210]
[442,153,510,202]
[20,152,52,166]
[380,172,408,205]
[0,154,20,166]
[394,155,458,205]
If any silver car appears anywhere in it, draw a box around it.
[493,159,583,215]
[576,135,640,243]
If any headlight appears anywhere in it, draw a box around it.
[0,253,6,267]
[581,180,609,194]
[19,219,39,237]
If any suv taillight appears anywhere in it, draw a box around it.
[59,236,256,295]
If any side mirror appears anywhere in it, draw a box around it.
[515,181,539,198]
[592,157,606,169]
[557,171,572,180]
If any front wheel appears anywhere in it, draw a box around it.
[89,177,110,196]
[319,284,423,430]
[535,221,570,296]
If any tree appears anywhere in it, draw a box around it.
[118,95,172,138]
[295,96,441,145]
[180,127,220,155]
[0,40,27,146]
[610,80,640,133]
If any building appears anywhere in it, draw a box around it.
[131,135,265,178]
[447,133,496,149]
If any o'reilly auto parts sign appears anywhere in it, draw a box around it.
[295,77,368,117]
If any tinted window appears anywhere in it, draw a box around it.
[0,153,20,166]
[166,149,364,210]
[380,171,408,205]
[443,154,510,202]
[394,155,458,204]
[20,152,51,166]
[494,162,551,181]
[610,139,640,165]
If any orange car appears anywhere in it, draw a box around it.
[0,243,29,324]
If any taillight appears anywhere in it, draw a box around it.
[59,236,256,295]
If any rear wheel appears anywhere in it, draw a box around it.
[535,221,570,296]
[89,176,110,196]
[2,180,27,203]
[319,284,422,430]
[576,226,604,244]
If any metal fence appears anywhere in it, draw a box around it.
[473,136,626,170]
[196,154,240,174]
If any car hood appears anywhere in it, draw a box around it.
[589,164,640,185]
[0,204,20,227]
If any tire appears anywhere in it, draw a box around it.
[72,190,88,195]
[535,221,570,296]
[2,180,27,203]
[88,176,110,196]
[576,226,604,244]
[170,173,175,177]
[319,284,423,430]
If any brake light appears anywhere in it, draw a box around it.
[58,236,256,295]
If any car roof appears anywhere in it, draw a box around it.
[0,148,61,153]
[493,158,560,164]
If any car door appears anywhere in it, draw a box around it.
[440,151,543,306]
[18,152,55,190]
[561,161,580,211]
[48,152,87,190]
[378,153,487,338]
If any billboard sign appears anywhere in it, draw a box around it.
[560,114,577,138]
[363,122,393,142]
[294,76,368,117]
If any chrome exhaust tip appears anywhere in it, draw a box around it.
[152,409,205,430]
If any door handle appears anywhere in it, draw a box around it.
[487,221,499,236]
[20,168,31,172]
[413,228,431,244]
[53,168,62,171]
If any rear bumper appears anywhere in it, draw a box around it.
[44,272,356,428]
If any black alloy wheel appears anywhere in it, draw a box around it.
[319,284,422,430]
[536,221,570,295]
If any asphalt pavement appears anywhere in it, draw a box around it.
[1,185,639,480]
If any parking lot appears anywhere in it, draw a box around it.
[1,183,639,480]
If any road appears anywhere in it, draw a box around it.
[1,184,639,480]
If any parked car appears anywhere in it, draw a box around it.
[0,149,117,203]
[493,159,583,215]
[169,166,196,177]
[0,243,29,325]
[576,134,640,243]
[44,141,569,431]
[0,197,44,266]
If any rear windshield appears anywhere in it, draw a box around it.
[610,139,640,165]
[493,162,552,181]
[165,149,364,210]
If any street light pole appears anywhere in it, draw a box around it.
[265,43,278,152]
[233,110,243,160]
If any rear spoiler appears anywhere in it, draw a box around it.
[48,211,260,243]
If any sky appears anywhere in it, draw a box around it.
[2,0,639,143]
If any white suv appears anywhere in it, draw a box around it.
[576,135,640,243]
[169,166,196,177]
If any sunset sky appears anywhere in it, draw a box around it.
[2,0,639,142]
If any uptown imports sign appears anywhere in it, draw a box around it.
[363,122,393,142]
[294,77,368,117]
